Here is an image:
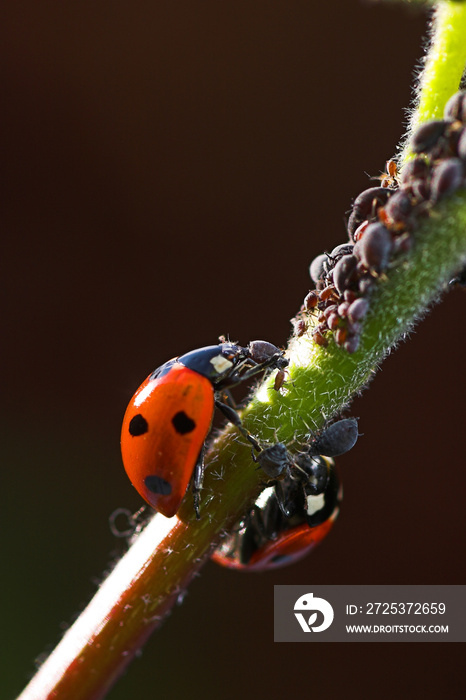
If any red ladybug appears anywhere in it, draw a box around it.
[211,453,340,571]
[121,341,287,519]
[212,418,358,570]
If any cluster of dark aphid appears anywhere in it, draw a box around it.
[292,89,466,354]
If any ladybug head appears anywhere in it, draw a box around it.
[177,343,246,382]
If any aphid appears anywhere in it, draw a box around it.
[357,275,375,296]
[354,222,393,273]
[309,254,327,284]
[382,190,413,230]
[308,418,359,458]
[334,327,348,346]
[327,313,340,331]
[379,159,398,188]
[292,317,308,337]
[458,129,466,161]
[430,158,464,203]
[323,304,338,320]
[255,442,291,479]
[347,187,392,241]
[443,91,466,122]
[312,328,328,347]
[327,243,355,261]
[319,285,337,302]
[332,254,359,295]
[303,291,318,310]
[353,220,370,242]
[344,335,360,354]
[347,298,369,323]
[337,301,350,318]
[344,289,358,304]
[411,120,448,154]
[273,368,287,392]
[398,157,430,187]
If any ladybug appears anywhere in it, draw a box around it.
[213,418,358,570]
[121,341,287,519]
[211,453,340,571]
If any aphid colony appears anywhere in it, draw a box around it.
[296,90,466,354]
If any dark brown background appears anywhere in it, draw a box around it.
[3,2,465,699]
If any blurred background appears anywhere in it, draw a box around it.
[2,2,465,699]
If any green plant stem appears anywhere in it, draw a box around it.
[242,197,466,442]
[400,0,466,162]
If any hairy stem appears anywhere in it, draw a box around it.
[400,0,466,162]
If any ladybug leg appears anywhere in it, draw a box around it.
[237,356,278,381]
[191,446,206,520]
[227,354,288,387]
[274,480,292,518]
[215,400,261,452]
[238,508,263,565]
[219,388,237,409]
[247,505,266,538]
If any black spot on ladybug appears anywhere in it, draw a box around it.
[129,414,149,436]
[172,411,196,434]
[145,475,172,496]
